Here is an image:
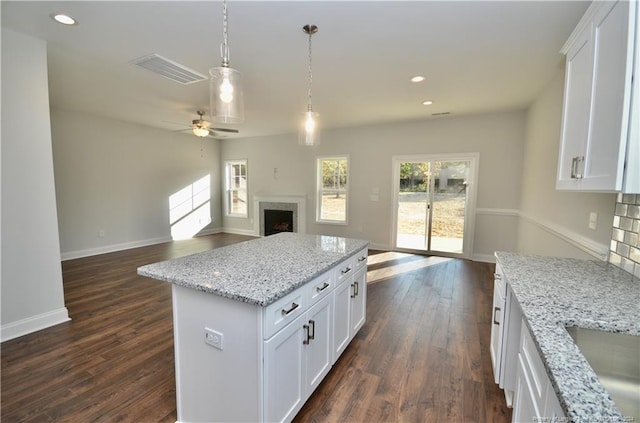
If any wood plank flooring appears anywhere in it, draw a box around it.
[1,234,511,423]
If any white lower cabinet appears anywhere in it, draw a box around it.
[333,265,367,363]
[264,294,333,423]
[512,320,564,423]
[490,262,522,407]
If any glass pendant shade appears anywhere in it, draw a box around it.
[210,66,244,124]
[299,110,320,146]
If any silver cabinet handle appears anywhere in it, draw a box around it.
[341,266,352,275]
[351,282,358,298]
[316,281,330,292]
[354,281,359,297]
[358,256,367,263]
[281,302,299,316]
[493,307,501,325]
[571,156,584,179]
[303,324,310,345]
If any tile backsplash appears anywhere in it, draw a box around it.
[610,193,640,278]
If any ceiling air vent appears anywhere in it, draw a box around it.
[130,53,207,84]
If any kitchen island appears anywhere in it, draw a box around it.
[138,232,369,423]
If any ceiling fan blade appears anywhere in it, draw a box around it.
[210,127,239,133]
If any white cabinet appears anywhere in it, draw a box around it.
[350,267,367,336]
[512,321,565,423]
[490,262,522,407]
[557,0,639,192]
[490,265,506,384]
[264,294,333,423]
[333,249,368,363]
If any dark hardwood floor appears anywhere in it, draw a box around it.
[1,234,511,423]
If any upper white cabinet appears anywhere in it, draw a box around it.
[557,0,639,192]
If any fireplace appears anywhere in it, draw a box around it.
[254,195,306,236]
[264,209,294,236]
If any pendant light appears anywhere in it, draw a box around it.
[209,0,244,124]
[299,24,319,146]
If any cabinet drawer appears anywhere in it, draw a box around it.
[336,257,355,285]
[264,288,306,340]
[307,271,334,306]
[353,248,368,271]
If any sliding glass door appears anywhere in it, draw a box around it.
[393,154,478,257]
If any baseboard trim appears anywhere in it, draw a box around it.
[221,227,260,237]
[1,307,71,342]
[473,253,496,263]
[61,236,173,261]
[518,212,609,261]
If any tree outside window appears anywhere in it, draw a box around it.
[317,157,348,223]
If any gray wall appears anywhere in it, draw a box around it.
[51,108,223,259]
[1,29,69,341]
[221,110,526,259]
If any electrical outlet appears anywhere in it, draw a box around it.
[98,229,105,238]
[204,328,224,350]
[588,212,598,230]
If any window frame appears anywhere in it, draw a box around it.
[224,159,248,218]
[316,155,349,225]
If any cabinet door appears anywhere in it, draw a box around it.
[332,278,352,363]
[558,25,593,189]
[264,315,305,423]
[304,294,333,393]
[584,0,634,190]
[512,353,540,423]
[350,268,367,336]
[489,279,505,384]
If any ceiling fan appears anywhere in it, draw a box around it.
[170,110,239,138]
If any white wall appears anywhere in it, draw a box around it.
[517,67,616,259]
[51,108,223,259]
[1,29,69,341]
[221,110,526,258]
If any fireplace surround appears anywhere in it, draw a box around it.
[253,195,307,236]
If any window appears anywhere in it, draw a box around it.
[225,160,248,217]
[317,156,349,224]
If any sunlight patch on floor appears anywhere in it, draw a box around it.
[366,251,453,284]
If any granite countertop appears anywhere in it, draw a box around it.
[138,232,369,307]
[495,251,640,422]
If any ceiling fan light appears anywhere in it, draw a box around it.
[193,126,210,137]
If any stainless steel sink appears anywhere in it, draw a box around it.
[566,327,640,421]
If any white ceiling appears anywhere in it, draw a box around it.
[2,1,590,140]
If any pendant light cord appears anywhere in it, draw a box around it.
[221,0,229,67]
[307,29,313,112]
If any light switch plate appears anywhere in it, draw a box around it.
[588,212,598,230]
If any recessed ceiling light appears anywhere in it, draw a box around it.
[410,76,425,83]
[422,100,434,106]
[50,13,78,25]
